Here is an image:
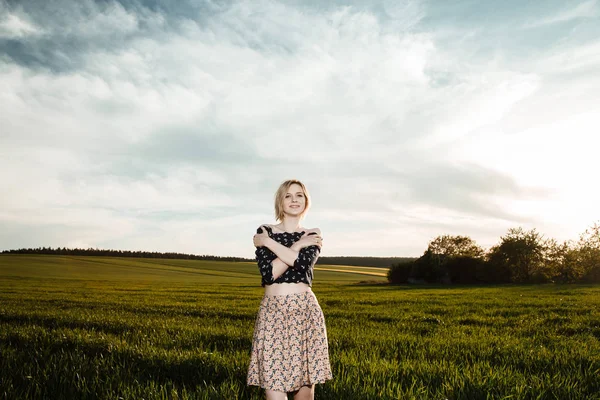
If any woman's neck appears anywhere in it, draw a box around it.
[274,218,302,233]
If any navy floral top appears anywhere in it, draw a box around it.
[255,225,321,287]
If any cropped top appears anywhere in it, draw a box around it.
[255,225,321,287]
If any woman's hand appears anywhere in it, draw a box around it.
[294,232,323,250]
[253,225,270,247]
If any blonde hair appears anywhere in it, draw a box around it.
[274,179,311,222]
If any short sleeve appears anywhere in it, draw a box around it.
[292,245,320,272]
[256,246,277,285]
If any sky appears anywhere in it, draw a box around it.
[1,0,599,259]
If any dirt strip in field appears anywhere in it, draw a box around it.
[314,267,388,277]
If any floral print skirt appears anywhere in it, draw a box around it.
[247,290,333,392]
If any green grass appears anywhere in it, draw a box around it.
[1,254,599,399]
[0,254,387,283]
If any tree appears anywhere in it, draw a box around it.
[486,227,546,283]
[427,234,485,258]
[576,221,600,283]
[445,256,487,284]
[544,238,584,283]
[410,235,485,283]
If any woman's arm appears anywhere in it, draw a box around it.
[268,229,322,276]
[255,227,322,282]
[263,238,302,275]
[269,242,303,279]
[291,245,320,272]
[291,228,322,272]
[256,242,303,282]
[256,246,275,284]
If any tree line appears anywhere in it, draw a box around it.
[0,247,412,268]
[388,221,600,284]
[0,247,249,262]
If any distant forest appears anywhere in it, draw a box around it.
[0,247,414,268]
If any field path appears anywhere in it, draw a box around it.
[315,266,388,276]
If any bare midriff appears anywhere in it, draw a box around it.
[264,282,311,296]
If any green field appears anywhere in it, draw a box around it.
[1,255,599,399]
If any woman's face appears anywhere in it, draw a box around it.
[283,183,306,216]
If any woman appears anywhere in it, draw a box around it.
[247,179,333,400]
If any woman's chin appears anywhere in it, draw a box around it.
[286,207,303,213]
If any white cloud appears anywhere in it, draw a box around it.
[1,0,599,257]
[0,12,43,38]
[414,70,541,149]
[532,40,600,75]
[524,0,598,28]
[382,0,425,30]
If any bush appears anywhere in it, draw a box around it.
[387,261,414,283]
[387,261,413,284]
[445,256,486,284]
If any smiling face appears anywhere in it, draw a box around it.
[283,183,306,216]
[274,180,311,222]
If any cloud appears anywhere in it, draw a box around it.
[524,0,598,28]
[1,0,599,257]
[0,0,164,71]
[0,9,44,39]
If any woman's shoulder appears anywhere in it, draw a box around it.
[259,224,321,234]
[256,224,273,234]
[304,227,321,235]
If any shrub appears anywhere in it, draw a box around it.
[445,256,486,284]
[387,261,413,284]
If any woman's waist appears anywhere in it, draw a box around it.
[264,282,311,296]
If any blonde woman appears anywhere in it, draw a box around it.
[247,179,333,400]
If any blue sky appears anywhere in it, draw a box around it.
[1,0,599,258]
